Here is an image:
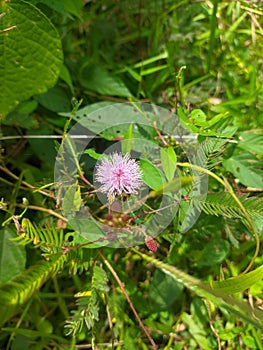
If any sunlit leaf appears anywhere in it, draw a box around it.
[0,0,63,116]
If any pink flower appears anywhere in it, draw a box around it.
[95,153,143,200]
[145,237,158,252]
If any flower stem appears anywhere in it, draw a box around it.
[98,252,158,350]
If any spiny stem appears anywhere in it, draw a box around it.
[98,252,158,350]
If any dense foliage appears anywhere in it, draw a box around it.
[0,1,262,349]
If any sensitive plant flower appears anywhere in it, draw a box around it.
[95,152,143,200]
[145,236,158,252]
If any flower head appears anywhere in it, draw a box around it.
[145,236,158,252]
[95,153,143,200]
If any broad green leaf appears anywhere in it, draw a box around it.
[60,64,74,93]
[211,264,263,294]
[178,107,199,133]
[62,184,82,216]
[32,0,83,19]
[0,0,63,116]
[66,225,106,249]
[242,335,258,349]
[140,158,164,190]
[79,63,132,97]
[3,100,39,129]
[182,312,210,349]
[0,226,26,284]
[190,109,207,127]
[160,147,177,182]
[27,124,57,166]
[36,0,64,14]
[153,176,192,196]
[122,124,133,155]
[178,107,236,137]
[60,102,158,141]
[196,237,230,267]
[34,85,72,113]
[238,132,263,154]
[149,269,183,312]
[83,148,105,160]
[11,99,38,115]
[223,152,263,188]
[63,0,83,19]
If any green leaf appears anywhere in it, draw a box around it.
[153,176,192,196]
[223,152,263,188]
[196,237,230,267]
[238,132,263,154]
[149,269,183,312]
[0,226,26,284]
[40,0,83,18]
[211,264,263,294]
[83,148,105,160]
[140,158,164,190]
[79,63,132,97]
[190,109,207,127]
[0,0,63,116]
[93,266,109,292]
[122,124,133,155]
[27,124,57,166]
[60,64,74,93]
[242,335,258,348]
[62,184,82,216]
[182,312,210,349]
[160,147,177,182]
[62,0,83,18]
[3,102,39,129]
[35,85,72,113]
[67,218,105,248]
[16,219,64,249]
[0,253,66,326]
[60,102,158,141]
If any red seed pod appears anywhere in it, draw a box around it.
[104,213,113,220]
[145,237,158,252]
[121,214,130,222]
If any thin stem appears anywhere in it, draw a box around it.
[52,276,69,319]
[153,121,167,145]
[98,252,157,350]
[14,203,67,222]
[0,135,99,140]
[0,165,55,199]
[103,292,115,349]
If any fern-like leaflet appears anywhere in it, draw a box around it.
[65,265,109,336]
[192,193,263,222]
[11,218,65,254]
[0,254,67,326]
